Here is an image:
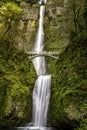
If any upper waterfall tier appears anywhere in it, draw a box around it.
[38,0,47,5]
[32,5,46,75]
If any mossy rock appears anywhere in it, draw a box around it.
[48,41,87,130]
[0,42,37,127]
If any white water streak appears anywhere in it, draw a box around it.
[64,0,68,7]
[33,75,51,126]
[32,6,46,75]
[38,0,47,4]
[32,0,51,127]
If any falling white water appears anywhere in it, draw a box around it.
[33,75,51,126]
[32,0,51,127]
[64,0,68,7]
[32,5,46,75]
[38,0,47,4]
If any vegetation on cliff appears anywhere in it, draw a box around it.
[0,1,36,127]
[47,0,87,130]
[0,0,87,130]
[48,40,87,130]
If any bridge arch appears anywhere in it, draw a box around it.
[29,54,58,59]
[27,51,59,60]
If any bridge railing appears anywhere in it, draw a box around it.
[27,51,59,55]
[26,51,59,59]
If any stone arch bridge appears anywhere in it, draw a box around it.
[27,51,59,59]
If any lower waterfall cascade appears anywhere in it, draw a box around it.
[32,75,51,126]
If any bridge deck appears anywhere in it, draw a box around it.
[27,51,59,59]
[27,51,59,55]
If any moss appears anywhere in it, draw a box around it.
[44,11,66,52]
[48,41,87,129]
[0,42,36,127]
[74,118,87,130]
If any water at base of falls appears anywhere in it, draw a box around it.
[1,127,57,130]
[13,126,56,130]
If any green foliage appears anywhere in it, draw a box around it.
[44,2,87,129]
[0,2,22,23]
[0,0,21,4]
[0,2,22,42]
[0,0,87,129]
[0,26,36,127]
[65,0,87,40]
[48,41,87,129]
[44,16,65,51]
[0,46,36,127]
[0,2,35,126]
[75,118,87,130]
[0,47,36,127]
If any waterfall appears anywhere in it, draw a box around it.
[33,75,51,126]
[16,1,52,130]
[32,0,51,127]
[38,0,47,4]
[32,5,46,75]
[64,0,68,7]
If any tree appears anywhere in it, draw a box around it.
[68,0,84,34]
[0,2,22,41]
[64,0,87,42]
[83,0,87,30]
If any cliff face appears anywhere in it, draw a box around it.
[0,46,37,127]
[15,0,67,52]
[48,41,87,130]
[44,1,87,130]
[14,1,39,51]
[0,1,37,127]
[42,2,87,130]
